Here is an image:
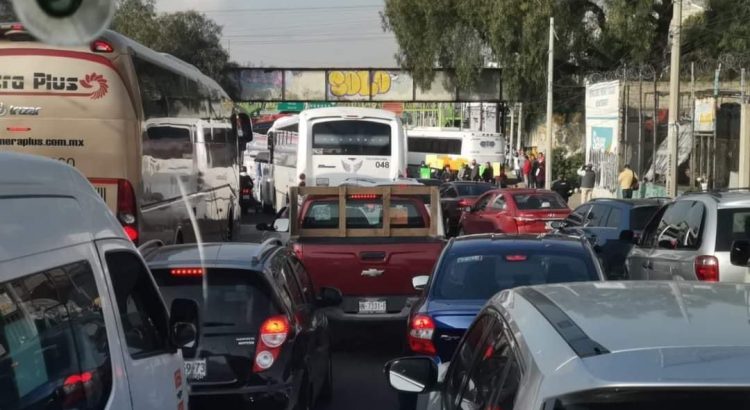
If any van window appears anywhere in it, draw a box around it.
[715,208,750,251]
[0,261,112,410]
[655,201,705,250]
[106,252,170,359]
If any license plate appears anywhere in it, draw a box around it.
[184,359,206,381]
[359,300,387,314]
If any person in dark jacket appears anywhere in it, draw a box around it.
[551,174,573,203]
[481,162,494,183]
[458,164,470,180]
[530,155,539,188]
[535,153,546,189]
[469,159,480,181]
[578,164,596,203]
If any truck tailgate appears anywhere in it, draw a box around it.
[299,239,443,296]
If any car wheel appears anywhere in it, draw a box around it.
[318,356,333,403]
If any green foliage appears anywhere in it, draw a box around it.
[552,147,584,186]
[683,0,750,64]
[382,0,674,105]
[112,0,230,80]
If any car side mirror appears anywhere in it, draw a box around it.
[317,287,343,307]
[169,298,199,349]
[256,222,272,232]
[273,218,290,233]
[384,357,438,394]
[232,112,253,146]
[619,230,635,243]
[549,220,565,229]
[412,275,429,291]
[731,240,750,266]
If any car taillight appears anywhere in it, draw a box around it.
[253,315,290,372]
[117,179,138,244]
[292,243,303,260]
[91,40,114,53]
[458,199,470,208]
[408,314,436,355]
[514,216,536,226]
[695,256,719,282]
[62,371,93,407]
[242,187,251,195]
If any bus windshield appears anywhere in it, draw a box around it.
[312,120,391,155]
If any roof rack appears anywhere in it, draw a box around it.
[137,239,164,257]
[517,288,610,358]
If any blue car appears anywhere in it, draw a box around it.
[406,233,606,363]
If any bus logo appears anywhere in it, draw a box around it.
[79,73,109,99]
[342,158,363,173]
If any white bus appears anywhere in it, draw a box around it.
[0,27,250,244]
[406,127,505,174]
[269,107,407,211]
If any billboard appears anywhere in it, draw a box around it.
[585,80,621,191]
[694,97,716,133]
[225,68,502,102]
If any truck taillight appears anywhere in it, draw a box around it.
[695,256,719,282]
[408,314,436,355]
[253,315,290,372]
[117,179,138,244]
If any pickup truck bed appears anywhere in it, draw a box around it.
[289,186,445,322]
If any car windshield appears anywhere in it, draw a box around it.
[715,208,750,251]
[432,247,599,300]
[513,193,568,210]
[630,205,661,230]
[455,184,495,196]
[151,269,277,331]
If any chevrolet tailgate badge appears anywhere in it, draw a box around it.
[362,268,384,277]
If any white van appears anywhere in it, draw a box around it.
[0,152,198,410]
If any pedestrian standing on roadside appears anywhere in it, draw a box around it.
[551,174,573,203]
[482,161,494,183]
[522,155,532,187]
[578,164,596,203]
[530,155,539,188]
[535,153,546,189]
[441,164,454,182]
[513,149,522,180]
[618,164,638,199]
[469,159,480,181]
[458,163,469,180]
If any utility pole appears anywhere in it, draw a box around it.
[667,0,682,197]
[517,102,523,151]
[509,104,515,158]
[690,62,696,189]
[545,17,554,189]
[638,68,644,176]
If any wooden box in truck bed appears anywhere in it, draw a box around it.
[289,185,442,238]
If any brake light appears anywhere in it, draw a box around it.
[349,194,380,200]
[408,314,436,355]
[695,256,719,282]
[6,126,30,132]
[170,268,204,277]
[292,243,303,260]
[253,315,290,372]
[458,199,471,208]
[242,188,251,195]
[64,372,93,386]
[62,371,93,406]
[117,179,138,244]
[505,255,528,262]
[91,40,114,53]
[10,24,24,31]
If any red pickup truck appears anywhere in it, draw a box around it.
[288,185,445,322]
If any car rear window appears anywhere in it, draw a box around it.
[629,205,661,230]
[455,184,494,196]
[715,208,750,251]
[432,248,599,300]
[513,193,568,210]
[152,269,278,331]
[302,199,426,229]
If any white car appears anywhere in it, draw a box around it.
[0,152,197,410]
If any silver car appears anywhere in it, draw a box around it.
[626,191,750,282]
[386,281,750,409]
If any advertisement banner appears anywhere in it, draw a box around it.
[585,80,621,190]
[694,97,716,133]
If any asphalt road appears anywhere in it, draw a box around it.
[239,210,402,410]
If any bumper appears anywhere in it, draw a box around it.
[323,296,419,323]
[190,382,293,409]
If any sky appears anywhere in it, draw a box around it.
[156,0,400,68]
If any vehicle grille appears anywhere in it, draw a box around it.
[95,187,107,201]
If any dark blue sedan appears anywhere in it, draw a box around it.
[406,233,605,363]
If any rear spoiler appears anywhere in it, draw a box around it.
[289,185,441,239]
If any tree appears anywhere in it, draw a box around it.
[111,0,160,46]
[682,0,750,67]
[382,0,674,106]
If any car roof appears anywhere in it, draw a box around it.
[451,233,588,252]
[143,242,279,271]
[299,106,399,121]
[0,152,128,263]
[496,281,750,394]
